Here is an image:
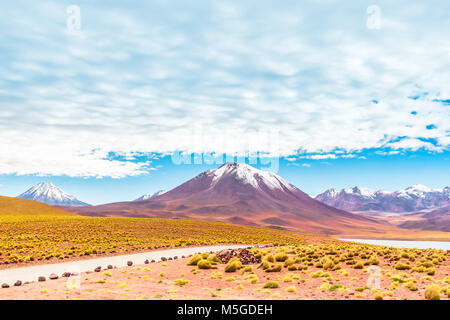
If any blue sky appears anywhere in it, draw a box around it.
[0,1,449,204]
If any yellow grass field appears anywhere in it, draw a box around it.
[0,214,331,266]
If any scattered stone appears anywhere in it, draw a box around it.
[14,281,22,287]
[144,260,149,264]
[168,257,172,261]
[174,256,178,260]
[62,272,71,277]
[216,248,260,265]
[38,276,46,282]
[1,283,10,288]
[49,274,58,280]
[94,266,102,272]
[107,265,113,269]
[182,255,186,259]
[161,257,167,261]
[151,260,155,263]
[127,261,133,266]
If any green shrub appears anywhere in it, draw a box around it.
[263,281,279,289]
[197,259,213,269]
[187,254,202,266]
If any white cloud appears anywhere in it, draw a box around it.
[0,1,449,177]
[300,154,337,160]
[302,163,311,167]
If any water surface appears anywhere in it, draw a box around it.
[340,239,450,250]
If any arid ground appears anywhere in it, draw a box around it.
[1,244,449,300]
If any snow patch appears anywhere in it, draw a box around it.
[207,163,297,191]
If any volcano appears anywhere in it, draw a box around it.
[68,162,390,236]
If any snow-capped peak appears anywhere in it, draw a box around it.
[405,184,432,193]
[343,186,375,198]
[18,182,89,207]
[316,184,449,213]
[135,190,166,201]
[206,162,297,191]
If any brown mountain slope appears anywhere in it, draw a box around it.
[398,205,450,232]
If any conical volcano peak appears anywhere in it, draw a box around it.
[18,183,90,207]
[206,162,295,191]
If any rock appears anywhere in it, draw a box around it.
[144,260,149,264]
[1,283,10,288]
[62,272,71,277]
[14,281,22,286]
[151,260,155,263]
[94,266,101,272]
[182,255,185,259]
[38,276,46,282]
[174,256,178,260]
[107,265,113,269]
[127,261,133,266]
[49,274,58,280]
[161,257,167,261]
[168,257,172,260]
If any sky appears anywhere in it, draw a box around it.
[0,0,449,205]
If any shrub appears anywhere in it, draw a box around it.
[207,254,222,264]
[424,285,440,300]
[284,258,295,267]
[197,259,213,269]
[201,252,210,259]
[263,281,279,289]
[426,267,436,276]
[239,265,253,274]
[224,257,242,273]
[187,254,202,266]
[275,252,288,262]
[264,253,275,263]
[265,263,283,272]
[174,279,190,286]
[285,286,296,293]
[394,262,411,270]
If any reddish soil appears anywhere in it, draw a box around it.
[1,246,449,300]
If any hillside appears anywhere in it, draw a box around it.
[0,196,74,216]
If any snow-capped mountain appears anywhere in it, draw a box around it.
[316,184,450,212]
[69,162,379,236]
[18,183,90,207]
[135,190,166,201]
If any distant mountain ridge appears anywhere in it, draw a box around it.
[18,183,90,207]
[67,162,392,237]
[315,184,450,212]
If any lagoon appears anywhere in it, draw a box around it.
[339,239,450,250]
